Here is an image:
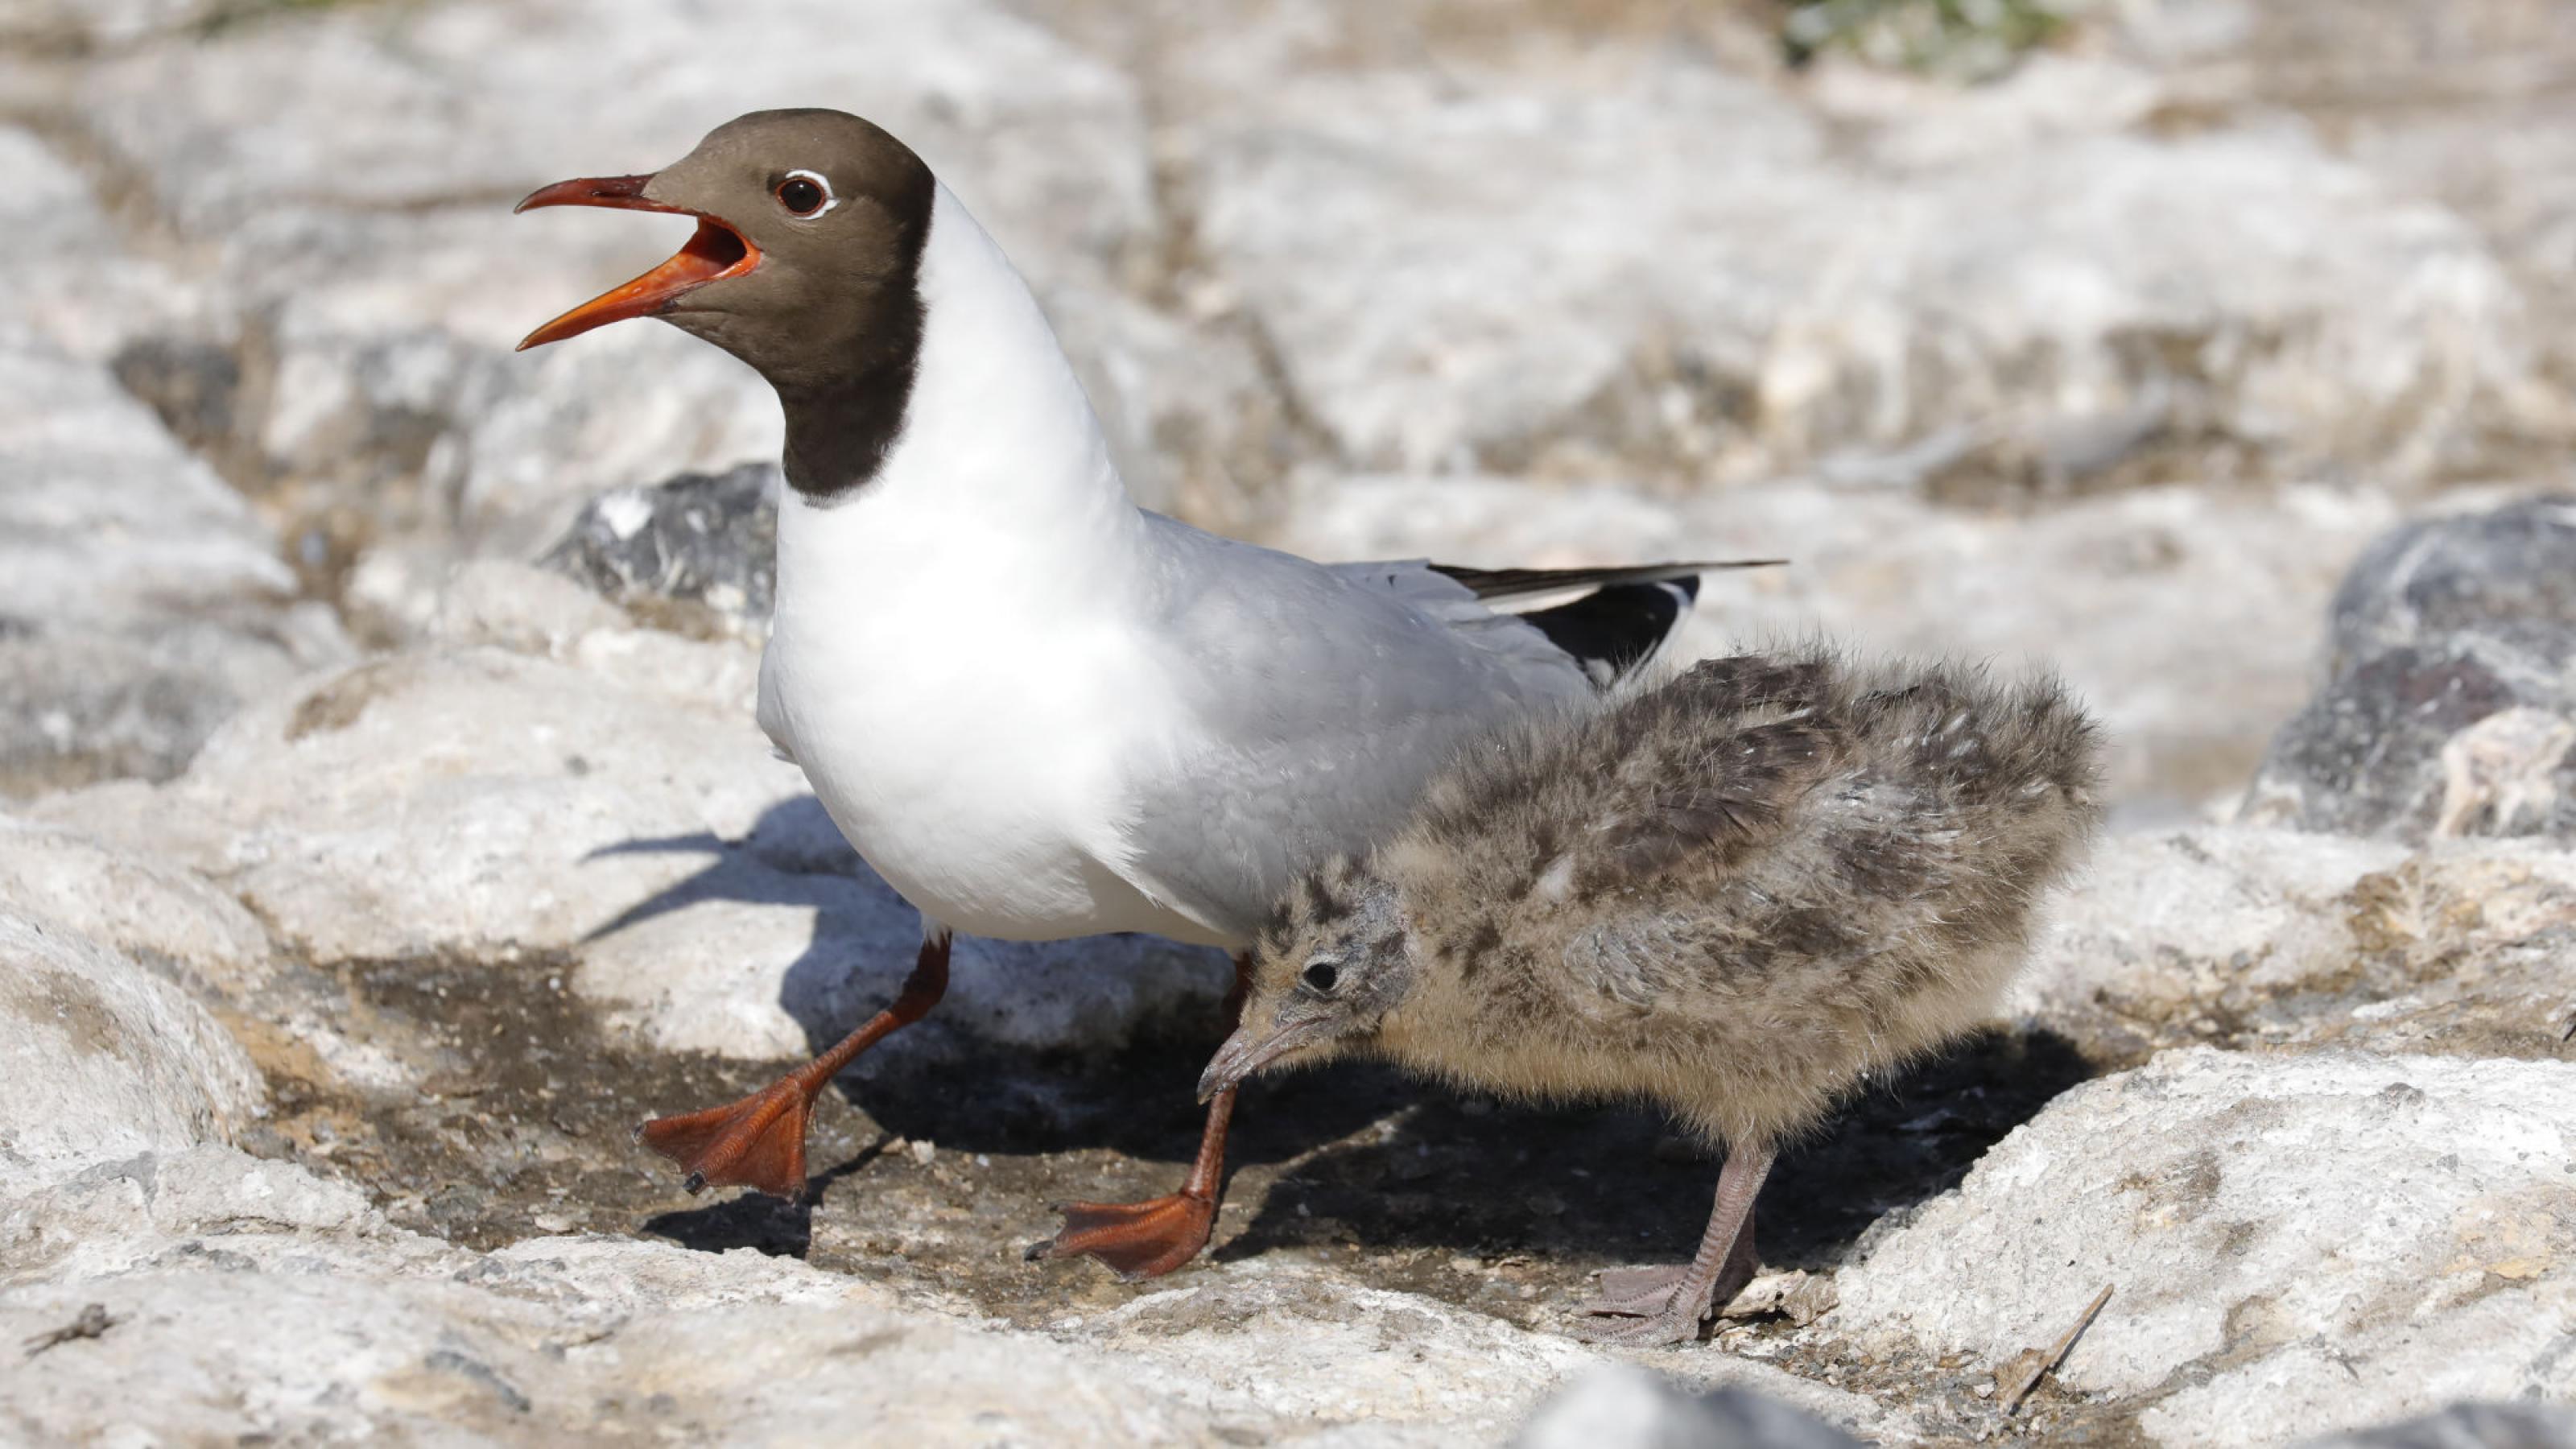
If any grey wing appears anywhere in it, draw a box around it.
[1108,523,1599,941]
[1320,557,1599,682]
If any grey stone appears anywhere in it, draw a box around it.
[2299,1403,2576,1449]
[542,462,778,640]
[1513,1365,1867,1449]
[2244,497,2576,843]
[0,126,197,359]
[0,0,221,47]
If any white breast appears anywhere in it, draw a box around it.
[759,184,1230,947]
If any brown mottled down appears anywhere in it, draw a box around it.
[1202,646,2104,1345]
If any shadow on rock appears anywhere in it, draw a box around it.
[1216,1026,2095,1274]
[642,1137,893,1259]
[587,797,1373,1168]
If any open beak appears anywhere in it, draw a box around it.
[514,175,761,351]
[1196,1013,1337,1103]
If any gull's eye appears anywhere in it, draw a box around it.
[1301,960,1340,994]
[774,171,832,217]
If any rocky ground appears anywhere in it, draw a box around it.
[4,0,2575,1444]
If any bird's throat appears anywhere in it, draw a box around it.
[778,349,923,502]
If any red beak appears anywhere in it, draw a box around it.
[514,175,761,351]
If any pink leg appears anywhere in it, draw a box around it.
[1575,1141,1774,1346]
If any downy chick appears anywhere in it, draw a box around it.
[1199,648,2104,1345]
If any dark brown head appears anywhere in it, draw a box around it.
[1198,863,1417,1101]
[517,109,936,493]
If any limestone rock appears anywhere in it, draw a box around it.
[0,1147,1896,1446]
[0,814,273,1001]
[0,912,262,1183]
[2021,825,2576,1062]
[1192,51,2529,488]
[29,649,1229,1063]
[1834,1048,2576,1447]
[0,126,196,357]
[0,333,350,795]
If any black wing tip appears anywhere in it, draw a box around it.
[1517,580,1699,690]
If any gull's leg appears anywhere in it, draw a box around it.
[1027,952,1252,1281]
[1575,1141,1774,1347]
[638,927,952,1198]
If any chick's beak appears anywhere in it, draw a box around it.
[1196,1013,1335,1103]
[514,174,761,351]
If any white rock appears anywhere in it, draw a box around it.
[0,1148,1895,1446]
[0,332,288,626]
[1,1145,386,1283]
[1193,49,2533,485]
[0,126,196,357]
[0,911,262,1183]
[0,814,273,999]
[2016,827,2409,1019]
[2293,1402,2576,1449]
[2024,826,2576,1059]
[1086,1261,1910,1443]
[142,647,807,963]
[80,0,1148,260]
[1834,1048,2576,1446]
[31,649,1228,1060]
[0,331,350,793]
[0,0,220,47]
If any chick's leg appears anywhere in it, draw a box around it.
[1575,1141,1773,1346]
[637,928,952,1198]
[1028,952,1253,1281]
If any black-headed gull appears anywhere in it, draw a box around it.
[518,109,1777,1280]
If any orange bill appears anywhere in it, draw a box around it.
[514,174,761,350]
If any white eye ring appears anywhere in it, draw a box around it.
[778,168,840,217]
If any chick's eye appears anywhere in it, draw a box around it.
[775,175,828,217]
[1301,961,1340,994]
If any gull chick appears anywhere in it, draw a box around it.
[1200,648,2103,1344]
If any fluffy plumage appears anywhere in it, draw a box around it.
[1202,646,2103,1343]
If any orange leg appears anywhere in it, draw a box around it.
[1027,952,1253,1281]
[637,930,952,1198]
